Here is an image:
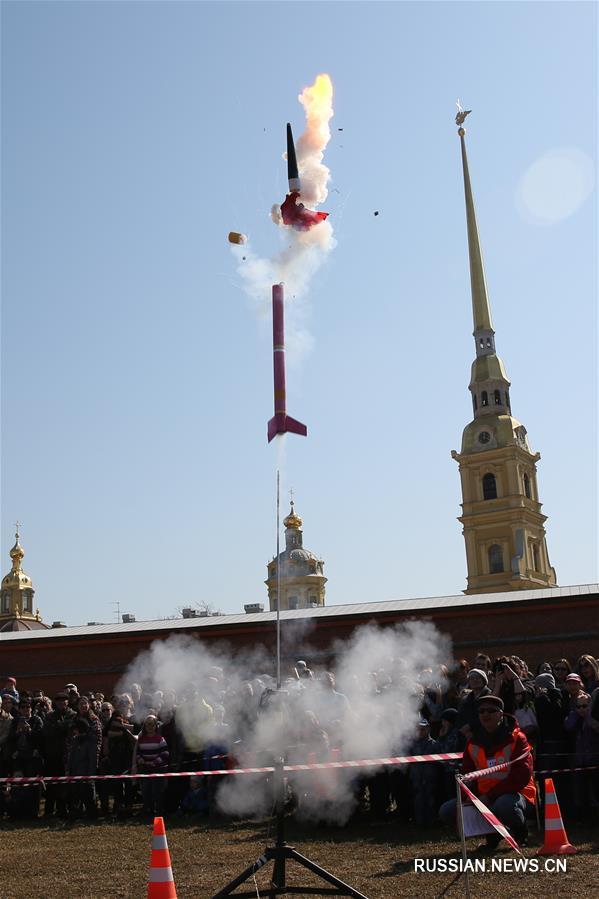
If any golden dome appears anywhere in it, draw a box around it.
[9,527,24,567]
[10,540,24,564]
[283,500,303,530]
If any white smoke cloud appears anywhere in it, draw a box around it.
[116,619,452,825]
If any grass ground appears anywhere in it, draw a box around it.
[1,813,597,899]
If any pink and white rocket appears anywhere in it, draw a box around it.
[267,283,307,443]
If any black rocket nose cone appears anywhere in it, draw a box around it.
[286,123,299,183]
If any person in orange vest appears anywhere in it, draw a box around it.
[439,694,536,850]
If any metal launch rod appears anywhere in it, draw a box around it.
[276,469,281,690]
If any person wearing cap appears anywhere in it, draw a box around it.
[455,668,492,741]
[439,694,536,849]
[42,693,77,817]
[295,660,313,680]
[2,677,19,704]
[409,719,441,826]
[439,694,536,850]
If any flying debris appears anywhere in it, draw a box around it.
[374,211,379,216]
[228,231,247,245]
[267,283,307,443]
[278,123,330,231]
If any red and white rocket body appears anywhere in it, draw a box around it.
[267,283,307,443]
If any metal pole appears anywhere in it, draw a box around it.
[276,469,281,690]
[455,774,471,899]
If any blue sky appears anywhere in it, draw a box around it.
[1,1,596,624]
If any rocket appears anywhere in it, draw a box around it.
[279,123,329,231]
[267,283,307,442]
[286,122,301,192]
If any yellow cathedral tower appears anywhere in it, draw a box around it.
[451,112,557,594]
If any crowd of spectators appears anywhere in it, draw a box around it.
[0,650,597,827]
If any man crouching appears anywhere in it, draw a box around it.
[439,694,535,850]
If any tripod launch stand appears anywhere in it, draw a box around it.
[211,470,368,898]
[210,758,369,899]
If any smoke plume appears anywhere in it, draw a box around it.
[116,619,452,824]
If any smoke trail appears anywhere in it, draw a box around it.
[232,74,336,365]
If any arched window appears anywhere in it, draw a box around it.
[523,473,531,499]
[494,389,501,405]
[489,544,504,573]
[288,595,298,610]
[482,472,497,500]
[23,591,31,612]
[473,395,478,413]
[481,391,489,407]
[505,390,511,411]
[1,592,9,613]
[532,545,540,571]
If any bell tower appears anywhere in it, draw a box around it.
[451,110,557,594]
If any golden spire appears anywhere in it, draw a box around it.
[456,107,494,334]
[9,521,24,570]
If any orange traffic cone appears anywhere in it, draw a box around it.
[148,817,178,898]
[537,778,577,855]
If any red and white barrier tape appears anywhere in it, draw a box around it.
[535,763,599,775]
[460,749,531,782]
[459,779,522,854]
[0,751,463,785]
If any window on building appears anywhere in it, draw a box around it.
[481,391,489,407]
[1,592,9,613]
[23,591,31,612]
[473,395,478,412]
[486,337,492,347]
[482,472,497,500]
[288,596,298,610]
[523,473,531,499]
[489,544,504,573]
[532,544,540,571]
[506,390,511,411]
[494,389,501,405]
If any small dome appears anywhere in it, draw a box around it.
[283,500,302,530]
[10,538,24,564]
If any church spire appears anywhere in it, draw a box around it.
[458,121,495,343]
[451,105,556,594]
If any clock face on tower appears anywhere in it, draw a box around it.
[478,431,491,445]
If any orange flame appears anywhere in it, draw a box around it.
[299,73,333,118]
